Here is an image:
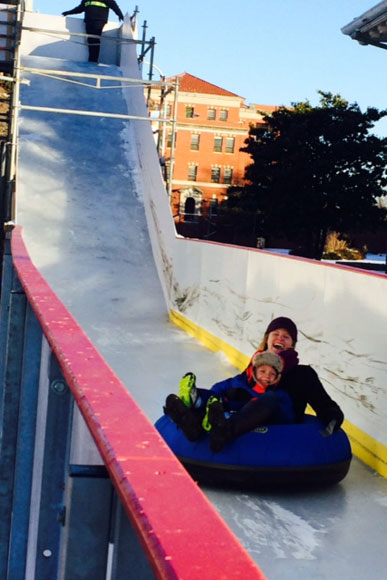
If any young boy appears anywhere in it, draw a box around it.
[247,350,283,392]
[165,351,295,452]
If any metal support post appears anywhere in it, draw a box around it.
[7,304,43,580]
[146,37,156,105]
[167,77,179,200]
[139,20,148,62]
[4,1,23,223]
[130,5,139,31]
[0,143,9,265]
[110,495,156,580]
[0,232,14,391]
[0,271,27,579]
[148,37,155,82]
[61,472,113,580]
[34,356,73,580]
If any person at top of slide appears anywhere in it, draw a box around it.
[62,1,124,62]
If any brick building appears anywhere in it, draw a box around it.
[149,73,277,226]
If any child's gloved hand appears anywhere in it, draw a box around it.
[225,387,251,402]
[279,348,299,372]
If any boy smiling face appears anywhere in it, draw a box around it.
[253,364,279,388]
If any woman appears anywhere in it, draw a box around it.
[164,316,344,452]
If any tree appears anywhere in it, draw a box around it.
[226,92,387,259]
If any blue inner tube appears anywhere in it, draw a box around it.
[155,414,352,488]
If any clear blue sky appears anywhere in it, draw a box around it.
[33,1,387,135]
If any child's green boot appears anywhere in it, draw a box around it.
[178,372,198,407]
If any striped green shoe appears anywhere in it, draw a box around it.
[178,372,197,407]
[202,395,221,432]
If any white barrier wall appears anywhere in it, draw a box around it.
[118,22,387,476]
[119,18,178,309]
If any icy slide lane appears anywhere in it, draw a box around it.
[17,56,387,579]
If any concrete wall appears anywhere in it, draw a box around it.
[118,22,387,476]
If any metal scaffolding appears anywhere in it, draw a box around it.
[0,3,179,273]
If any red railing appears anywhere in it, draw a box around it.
[11,225,266,579]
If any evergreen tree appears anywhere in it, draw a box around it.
[226,92,387,259]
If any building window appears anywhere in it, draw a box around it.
[211,167,221,183]
[164,162,170,180]
[223,167,233,184]
[219,109,228,121]
[166,132,177,148]
[214,136,223,152]
[186,106,194,118]
[208,109,216,120]
[166,104,172,116]
[188,165,198,181]
[225,137,235,153]
[190,134,200,151]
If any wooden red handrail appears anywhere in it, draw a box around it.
[11,225,266,579]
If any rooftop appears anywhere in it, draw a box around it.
[171,72,243,98]
[341,0,387,48]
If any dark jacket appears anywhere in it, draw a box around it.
[279,364,344,426]
[63,0,124,23]
[210,372,263,411]
[210,353,344,428]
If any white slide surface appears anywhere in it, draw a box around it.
[17,55,387,580]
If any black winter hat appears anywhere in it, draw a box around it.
[265,317,298,344]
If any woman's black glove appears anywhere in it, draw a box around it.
[320,408,344,436]
[62,11,70,16]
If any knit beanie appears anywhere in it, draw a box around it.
[265,316,298,345]
[252,351,283,375]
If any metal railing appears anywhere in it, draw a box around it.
[0,1,24,272]
[0,224,265,579]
